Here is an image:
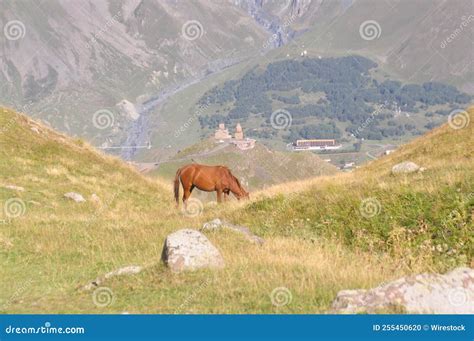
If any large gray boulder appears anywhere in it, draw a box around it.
[391,161,421,174]
[161,229,224,273]
[331,267,474,314]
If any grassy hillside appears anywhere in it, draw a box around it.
[1,106,472,314]
[219,107,474,271]
[149,139,338,194]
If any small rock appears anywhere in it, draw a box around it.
[331,267,474,314]
[3,185,25,191]
[391,161,420,174]
[64,192,86,203]
[83,265,142,291]
[30,127,40,134]
[202,218,223,230]
[162,229,224,273]
[202,219,265,245]
[104,265,142,279]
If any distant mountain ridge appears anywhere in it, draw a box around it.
[1,0,472,163]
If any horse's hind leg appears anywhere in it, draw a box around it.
[182,184,192,208]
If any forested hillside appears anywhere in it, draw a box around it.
[197,56,471,142]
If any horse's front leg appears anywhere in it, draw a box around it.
[216,189,223,203]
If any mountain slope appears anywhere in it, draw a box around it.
[136,0,472,161]
[3,1,471,164]
[274,0,474,91]
[0,0,269,147]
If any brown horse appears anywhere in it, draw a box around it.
[174,164,249,207]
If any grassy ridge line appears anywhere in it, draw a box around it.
[0,106,171,192]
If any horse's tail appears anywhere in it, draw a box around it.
[174,168,182,207]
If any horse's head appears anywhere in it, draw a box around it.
[235,188,249,200]
[239,190,250,200]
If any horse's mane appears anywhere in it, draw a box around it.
[232,174,241,187]
[231,174,245,192]
[220,166,246,193]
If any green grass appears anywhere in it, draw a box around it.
[218,109,474,272]
[0,106,472,314]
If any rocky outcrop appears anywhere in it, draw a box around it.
[202,218,265,245]
[161,229,224,273]
[331,267,474,314]
[391,161,421,174]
